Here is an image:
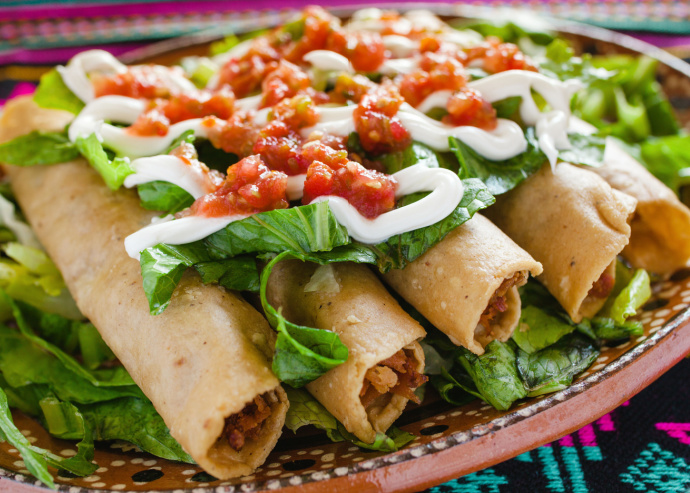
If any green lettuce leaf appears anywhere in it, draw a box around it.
[204,201,351,259]
[558,133,607,167]
[517,333,599,396]
[457,340,527,410]
[377,141,451,174]
[538,39,615,84]
[0,130,79,167]
[430,367,480,407]
[139,242,210,315]
[511,305,577,354]
[588,317,643,340]
[33,69,85,115]
[284,387,415,452]
[260,252,349,387]
[74,134,134,190]
[2,292,134,388]
[450,128,546,196]
[137,181,194,214]
[194,256,260,292]
[366,178,494,272]
[0,387,57,488]
[599,266,651,325]
[493,96,523,119]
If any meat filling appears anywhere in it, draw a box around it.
[359,349,428,409]
[479,272,526,329]
[587,271,615,299]
[223,394,272,451]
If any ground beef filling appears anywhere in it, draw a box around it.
[479,272,526,329]
[587,271,615,299]
[223,394,272,452]
[359,349,428,409]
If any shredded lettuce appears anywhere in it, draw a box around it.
[137,181,194,214]
[33,69,85,115]
[74,134,134,190]
[0,130,79,167]
[450,128,546,196]
[284,387,415,452]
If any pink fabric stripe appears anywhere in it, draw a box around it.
[0,43,147,65]
[656,423,690,445]
[596,413,616,432]
[559,434,575,447]
[577,424,598,447]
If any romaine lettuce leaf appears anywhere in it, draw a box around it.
[0,130,79,166]
[194,256,260,292]
[430,367,480,407]
[516,333,599,396]
[137,181,194,214]
[558,133,607,167]
[260,252,350,387]
[367,178,494,272]
[599,266,651,325]
[449,128,546,196]
[511,305,577,354]
[74,134,134,190]
[204,201,351,259]
[33,69,85,115]
[284,387,415,452]
[457,340,527,410]
[538,39,615,84]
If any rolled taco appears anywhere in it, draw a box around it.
[484,162,637,323]
[265,259,426,443]
[589,139,690,275]
[382,214,543,354]
[0,97,289,479]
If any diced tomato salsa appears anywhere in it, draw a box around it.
[353,84,411,154]
[301,142,397,219]
[127,88,235,137]
[184,155,288,218]
[93,66,185,99]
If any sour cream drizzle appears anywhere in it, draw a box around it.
[123,164,463,257]
[58,50,196,103]
[61,27,584,251]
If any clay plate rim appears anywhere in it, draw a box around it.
[2,5,690,492]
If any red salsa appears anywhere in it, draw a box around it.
[353,84,411,155]
[301,142,397,219]
[184,155,288,218]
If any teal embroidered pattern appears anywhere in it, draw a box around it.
[620,443,690,492]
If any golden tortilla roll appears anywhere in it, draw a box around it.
[0,97,288,479]
[382,214,543,355]
[265,260,426,444]
[485,162,637,323]
[587,140,690,275]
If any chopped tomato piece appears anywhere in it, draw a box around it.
[186,155,288,217]
[261,60,312,108]
[443,87,497,130]
[216,37,281,98]
[464,37,537,73]
[252,120,310,175]
[302,142,397,219]
[326,31,386,72]
[204,113,260,157]
[329,73,376,104]
[353,84,411,154]
[283,6,335,62]
[127,88,235,137]
[399,53,467,107]
[92,65,187,99]
[271,94,319,129]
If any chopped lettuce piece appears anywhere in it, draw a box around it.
[137,181,194,214]
[260,252,349,387]
[33,69,85,115]
[284,387,415,452]
[512,305,577,354]
[369,178,494,272]
[194,256,260,292]
[558,134,607,168]
[517,333,599,396]
[599,266,651,325]
[449,128,546,196]
[74,134,134,190]
[457,340,527,410]
[538,39,614,84]
[0,130,80,167]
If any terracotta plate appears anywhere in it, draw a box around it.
[1,5,690,492]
